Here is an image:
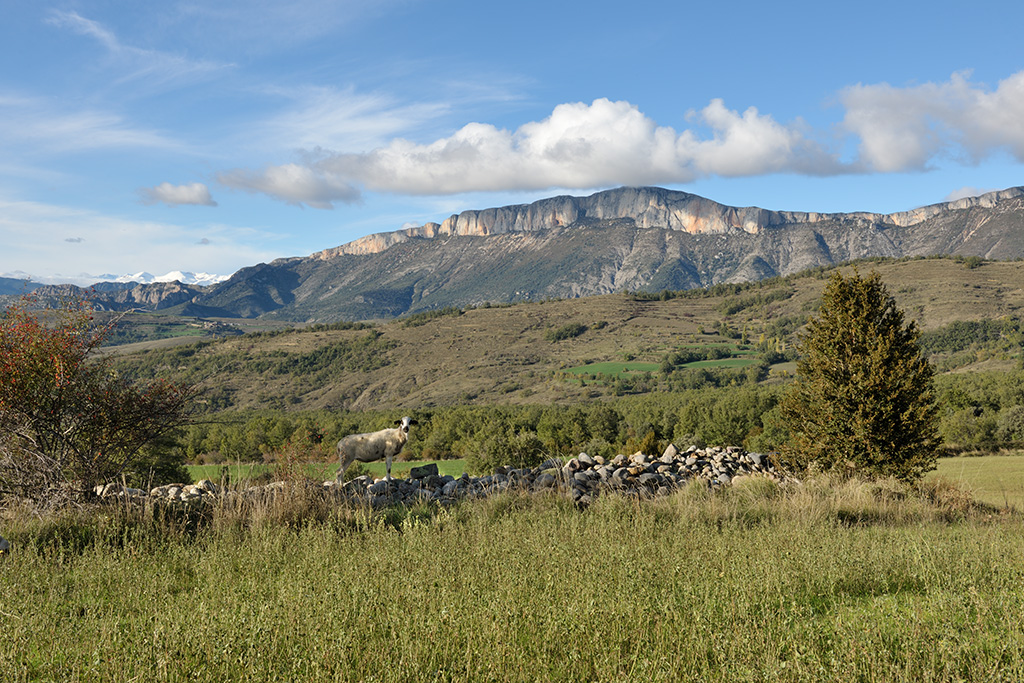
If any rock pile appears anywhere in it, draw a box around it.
[326,444,781,507]
[90,445,782,508]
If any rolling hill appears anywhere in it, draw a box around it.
[110,258,1024,414]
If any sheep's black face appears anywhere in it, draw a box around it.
[396,416,416,434]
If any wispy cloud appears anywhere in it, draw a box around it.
[140,182,218,207]
[258,84,451,153]
[0,92,182,154]
[46,9,233,92]
[170,0,410,52]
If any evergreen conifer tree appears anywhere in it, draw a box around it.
[779,269,940,479]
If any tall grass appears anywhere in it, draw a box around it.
[2,476,1023,682]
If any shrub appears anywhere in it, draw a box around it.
[0,296,194,507]
[545,323,588,342]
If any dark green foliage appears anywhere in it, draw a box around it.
[123,432,193,488]
[718,286,795,315]
[673,386,781,448]
[779,270,940,480]
[401,306,464,327]
[933,370,1024,452]
[544,323,588,342]
[919,319,1022,355]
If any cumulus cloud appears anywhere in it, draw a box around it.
[841,71,1024,172]
[140,182,218,207]
[221,98,838,208]
[216,71,1024,209]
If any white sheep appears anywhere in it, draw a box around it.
[336,416,418,482]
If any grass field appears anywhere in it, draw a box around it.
[2,477,1023,682]
[927,454,1024,510]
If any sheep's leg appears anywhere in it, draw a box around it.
[385,452,393,482]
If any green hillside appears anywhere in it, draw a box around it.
[110,257,1024,414]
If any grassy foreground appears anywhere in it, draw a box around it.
[2,477,1024,682]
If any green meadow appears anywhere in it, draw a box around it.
[928,454,1024,510]
[2,475,1023,682]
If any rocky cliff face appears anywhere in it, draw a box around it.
[194,184,1024,321]
[314,186,1024,258]
[22,186,1019,322]
[23,281,207,312]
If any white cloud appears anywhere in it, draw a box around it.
[841,71,1024,172]
[140,182,218,207]
[224,98,839,208]
[205,71,1024,210]
[218,163,361,209]
[680,100,840,176]
[945,186,997,202]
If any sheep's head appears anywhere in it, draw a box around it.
[395,416,418,434]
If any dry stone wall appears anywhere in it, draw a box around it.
[91,445,783,509]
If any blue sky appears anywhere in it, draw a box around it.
[2,0,1023,284]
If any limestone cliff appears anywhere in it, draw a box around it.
[313,186,1024,259]
[195,184,1024,321]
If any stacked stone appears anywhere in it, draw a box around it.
[91,446,781,509]
[557,445,776,506]
[323,445,780,508]
[94,479,222,504]
[149,479,222,503]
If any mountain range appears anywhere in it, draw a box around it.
[11,186,1024,321]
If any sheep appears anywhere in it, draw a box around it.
[336,416,418,483]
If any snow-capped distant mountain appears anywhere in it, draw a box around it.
[104,271,232,287]
[1,270,232,288]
